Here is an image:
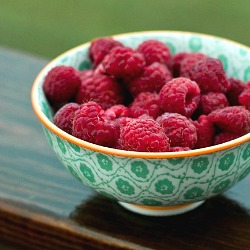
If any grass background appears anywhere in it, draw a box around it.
[0,0,250,58]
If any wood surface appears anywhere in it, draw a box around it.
[0,47,250,250]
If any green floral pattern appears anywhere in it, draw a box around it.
[36,32,250,206]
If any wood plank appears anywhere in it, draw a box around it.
[0,47,250,250]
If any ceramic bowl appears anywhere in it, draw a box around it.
[31,31,250,216]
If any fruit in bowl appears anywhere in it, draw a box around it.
[31,31,250,216]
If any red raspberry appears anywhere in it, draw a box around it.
[129,92,163,119]
[214,132,241,145]
[75,73,124,110]
[179,53,207,77]
[192,115,215,149]
[43,65,81,104]
[226,78,246,105]
[170,147,191,152]
[239,85,250,110]
[104,105,130,120]
[72,101,119,147]
[102,46,145,78]
[169,52,189,77]
[188,57,231,93]
[156,112,197,148]
[119,117,170,152]
[137,40,172,66]
[159,77,201,117]
[128,62,172,96]
[53,102,80,134]
[208,106,250,134]
[89,37,123,68]
[79,69,94,81]
[199,92,229,115]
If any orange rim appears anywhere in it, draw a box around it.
[128,203,192,211]
[31,31,250,159]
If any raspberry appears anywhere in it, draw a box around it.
[89,37,123,68]
[128,62,172,96]
[159,77,201,117]
[238,85,250,110]
[188,57,231,93]
[53,102,80,134]
[170,147,191,152]
[119,117,170,152]
[214,132,241,145]
[137,40,172,66]
[156,112,197,148]
[226,78,246,105]
[75,73,124,109]
[79,69,94,81]
[169,52,189,77]
[208,106,250,134]
[179,53,206,77]
[72,101,119,147]
[43,65,81,104]
[104,105,130,120]
[129,92,163,119]
[102,46,145,79]
[199,92,229,115]
[192,115,215,149]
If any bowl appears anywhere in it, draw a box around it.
[31,31,250,216]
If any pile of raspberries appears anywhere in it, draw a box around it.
[43,37,250,152]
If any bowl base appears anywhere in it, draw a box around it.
[118,201,204,216]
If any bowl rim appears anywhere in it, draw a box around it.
[31,30,250,159]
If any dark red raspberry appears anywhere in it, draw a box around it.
[72,101,119,147]
[192,115,215,149]
[169,52,189,77]
[89,37,123,68]
[169,147,191,152]
[179,53,206,77]
[53,102,80,134]
[137,40,172,66]
[75,73,124,110]
[214,132,241,145]
[199,92,229,115]
[188,57,231,93]
[43,65,81,104]
[119,117,170,152]
[128,62,172,96]
[226,78,246,105]
[208,106,250,134]
[159,77,201,117]
[238,85,250,110]
[156,112,197,148]
[102,46,145,78]
[129,92,163,119]
[104,105,130,120]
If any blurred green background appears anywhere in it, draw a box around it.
[0,0,249,58]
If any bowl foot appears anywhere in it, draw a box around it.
[118,201,204,216]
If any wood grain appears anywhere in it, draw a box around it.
[0,47,250,250]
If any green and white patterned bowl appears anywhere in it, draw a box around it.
[31,31,250,216]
